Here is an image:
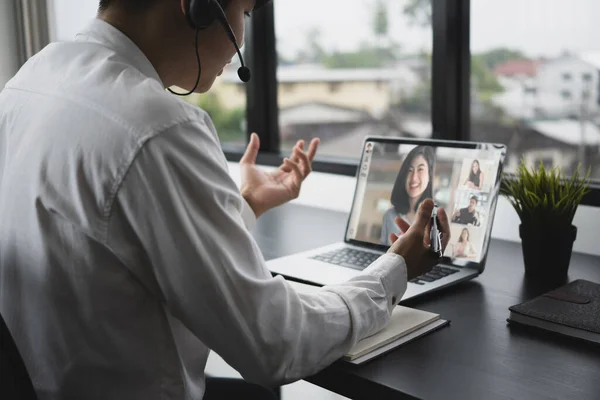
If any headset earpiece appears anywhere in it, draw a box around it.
[187,0,230,30]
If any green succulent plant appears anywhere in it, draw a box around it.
[500,158,591,228]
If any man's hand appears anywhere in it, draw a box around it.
[387,199,451,280]
[240,133,319,218]
[452,210,460,222]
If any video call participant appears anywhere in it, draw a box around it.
[380,145,435,245]
[464,159,484,190]
[454,227,476,259]
[452,195,480,226]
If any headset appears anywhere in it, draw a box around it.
[168,0,256,96]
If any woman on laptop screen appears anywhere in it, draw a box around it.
[453,227,477,259]
[463,159,484,190]
[380,145,435,245]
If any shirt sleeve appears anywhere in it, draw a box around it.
[240,196,257,231]
[106,119,407,387]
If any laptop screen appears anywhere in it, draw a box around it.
[345,137,506,268]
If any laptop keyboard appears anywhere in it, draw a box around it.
[409,266,459,285]
[310,248,460,283]
[310,248,381,270]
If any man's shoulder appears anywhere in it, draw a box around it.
[8,39,209,140]
[2,39,220,209]
[116,86,208,139]
[81,58,207,139]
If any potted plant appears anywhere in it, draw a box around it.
[501,159,591,283]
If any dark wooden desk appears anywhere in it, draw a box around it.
[252,203,600,400]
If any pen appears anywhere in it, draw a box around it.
[430,204,443,258]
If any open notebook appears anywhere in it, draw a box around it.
[285,279,450,364]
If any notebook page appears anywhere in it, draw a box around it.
[346,306,440,359]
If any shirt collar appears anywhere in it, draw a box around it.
[75,18,163,86]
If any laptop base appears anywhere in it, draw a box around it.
[266,242,479,302]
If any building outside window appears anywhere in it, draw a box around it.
[471,0,600,180]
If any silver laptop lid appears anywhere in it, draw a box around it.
[344,136,507,273]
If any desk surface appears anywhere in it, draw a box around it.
[252,203,600,400]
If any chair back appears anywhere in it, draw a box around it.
[0,312,37,400]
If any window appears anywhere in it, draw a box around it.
[41,0,600,202]
[282,83,296,93]
[49,0,98,42]
[328,82,341,94]
[582,89,591,100]
[274,0,433,159]
[470,0,600,182]
[526,87,537,95]
[49,0,247,148]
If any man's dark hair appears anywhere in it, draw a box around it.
[470,195,478,203]
[99,0,112,10]
[98,0,160,11]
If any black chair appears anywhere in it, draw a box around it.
[1,312,281,400]
[0,312,38,400]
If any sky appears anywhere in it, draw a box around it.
[52,0,600,59]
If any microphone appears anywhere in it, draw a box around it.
[212,1,251,83]
[238,66,251,82]
[168,2,251,96]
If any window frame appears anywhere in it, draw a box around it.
[238,1,471,165]
[234,0,600,207]
[29,0,600,206]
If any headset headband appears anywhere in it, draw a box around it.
[254,0,272,10]
[174,0,272,95]
[187,0,272,31]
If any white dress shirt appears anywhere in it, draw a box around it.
[0,19,407,400]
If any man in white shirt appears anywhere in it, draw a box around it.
[0,0,450,399]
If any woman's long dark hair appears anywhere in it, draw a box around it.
[458,227,470,243]
[469,159,481,183]
[391,145,435,214]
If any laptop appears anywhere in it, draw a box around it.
[266,136,507,302]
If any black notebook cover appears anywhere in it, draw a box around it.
[508,279,600,336]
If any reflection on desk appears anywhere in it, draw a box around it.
[253,203,600,400]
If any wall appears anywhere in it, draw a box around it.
[0,2,21,87]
